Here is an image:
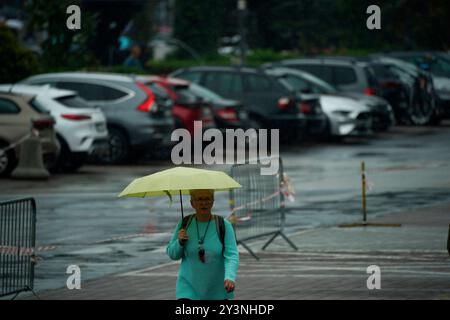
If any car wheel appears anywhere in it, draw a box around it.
[0,141,17,177]
[428,113,443,126]
[62,158,86,173]
[409,82,436,125]
[61,151,88,173]
[97,127,130,164]
[396,89,412,125]
[48,137,67,173]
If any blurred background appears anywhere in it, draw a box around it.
[1,0,450,81]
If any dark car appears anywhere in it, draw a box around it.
[379,51,450,120]
[369,56,440,125]
[136,76,215,136]
[21,72,175,164]
[265,57,397,130]
[271,56,443,126]
[261,67,373,138]
[170,66,326,141]
[187,82,249,130]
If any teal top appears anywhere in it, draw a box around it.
[166,215,239,300]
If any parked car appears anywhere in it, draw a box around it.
[369,56,440,125]
[379,51,450,120]
[0,92,59,177]
[263,67,372,138]
[183,82,249,130]
[170,66,326,141]
[135,76,215,136]
[0,84,108,172]
[21,72,175,164]
[265,57,398,130]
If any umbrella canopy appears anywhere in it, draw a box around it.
[118,166,241,198]
[118,166,241,219]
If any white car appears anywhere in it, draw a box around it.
[0,84,108,172]
[319,95,372,137]
[265,67,373,138]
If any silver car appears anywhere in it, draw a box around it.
[264,67,373,138]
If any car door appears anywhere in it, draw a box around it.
[243,73,284,118]
[0,96,27,143]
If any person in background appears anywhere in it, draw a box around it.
[123,44,143,70]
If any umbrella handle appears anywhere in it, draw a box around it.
[180,190,184,220]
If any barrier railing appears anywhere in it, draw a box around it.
[229,157,297,260]
[0,198,38,299]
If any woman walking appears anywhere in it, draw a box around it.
[166,189,239,300]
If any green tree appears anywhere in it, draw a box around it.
[25,0,98,70]
[0,26,40,84]
[173,0,227,57]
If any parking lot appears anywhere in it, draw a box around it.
[2,122,450,295]
[2,2,450,301]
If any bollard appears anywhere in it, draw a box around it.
[11,130,50,180]
[338,161,401,228]
[447,224,450,256]
[361,161,367,224]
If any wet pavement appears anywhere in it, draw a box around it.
[1,122,450,294]
[20,202,450,300]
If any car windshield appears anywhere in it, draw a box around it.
[296,72,338,93]
[380,58,419,76]
[189,83,223,101]
[394,54,450,77]
[278,72,338,94]
[370,64,396,79]
[418,56,450,78]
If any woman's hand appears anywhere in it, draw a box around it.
[224,279,235,293]
[178,228,188,246]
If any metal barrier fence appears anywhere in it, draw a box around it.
[0,198,38,299]
[229,157,297,260]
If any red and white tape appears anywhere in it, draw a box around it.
[0,245,57,256]
[231,190,280,213]
[1,191,285,253]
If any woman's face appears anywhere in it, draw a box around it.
[190,190,214,215]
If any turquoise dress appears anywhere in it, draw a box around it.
[166,215,239,300]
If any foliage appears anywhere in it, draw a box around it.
[172,0,450,55]
[0,26,40,84]
[25,0,99,70]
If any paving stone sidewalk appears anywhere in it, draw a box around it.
[25,203,450,300]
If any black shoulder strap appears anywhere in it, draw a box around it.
[214,215,226,255]
[181,214,194,230]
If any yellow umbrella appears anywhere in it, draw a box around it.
[118,166,241,218]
